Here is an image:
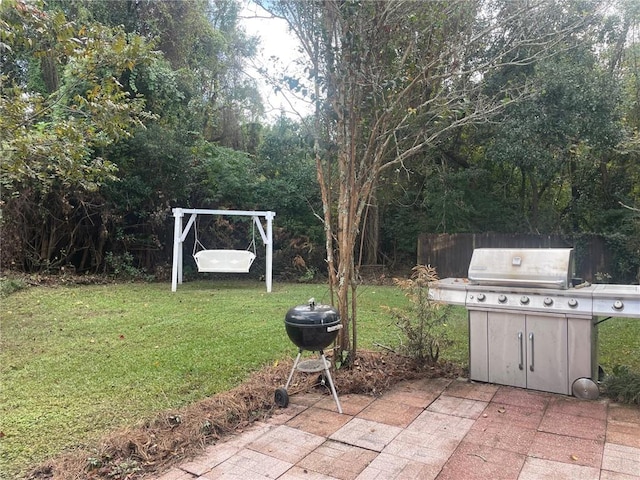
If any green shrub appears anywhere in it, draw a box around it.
[0,276,26,298]
[105,251,153,281]
[386,265,453,364]
[602,365,640,405]
[297,266,318,283]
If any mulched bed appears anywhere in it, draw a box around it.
[27,350,463,480]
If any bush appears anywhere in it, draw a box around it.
[387,265,452,364]
[104,252,153,281]
[602,365,640,405]
[0,276,26,298]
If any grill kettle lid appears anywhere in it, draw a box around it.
[285,298,340,326]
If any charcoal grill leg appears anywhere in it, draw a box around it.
[320,351,342,414]
[285,349,302,390]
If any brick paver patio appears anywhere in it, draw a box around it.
[155,378,640,480]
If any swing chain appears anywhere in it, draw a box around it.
[194,214,258,255]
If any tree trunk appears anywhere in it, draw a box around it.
[359,190,379,267]
[528,173,540,232]
[40,52,59,93]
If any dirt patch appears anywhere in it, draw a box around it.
[27,351,462,480]
[2,271,115,288]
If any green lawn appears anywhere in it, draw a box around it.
[0,280,411,478]
[0,279,637,479]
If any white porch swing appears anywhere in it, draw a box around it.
[171,208,276,292]
[192,218,256,273]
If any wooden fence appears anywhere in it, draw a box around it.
[417,233,616,283]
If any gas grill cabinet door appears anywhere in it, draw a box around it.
[486,312,527,389]
[524,314,569,395]
[475,311,570,395]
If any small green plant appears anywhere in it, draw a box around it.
[602,365,640,405]
[0,276,26,297]
[387,265,452,364]
[595,271,612,283]
[107,459,142,479]
[297,266,318,283]
[105,251,152,281]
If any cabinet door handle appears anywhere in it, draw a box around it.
[529,332,535,372]
[518,332,524,370]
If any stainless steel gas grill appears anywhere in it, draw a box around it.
[429,248,640,398]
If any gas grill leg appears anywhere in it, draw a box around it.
[285,349,302,390]
[320,351,343,414]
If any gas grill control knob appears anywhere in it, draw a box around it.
[568,298,578,308]
[520,296,530,305]
[543,297,553,307]
[477,293,486,302]
[498,294,507,303]
[613,300,624,311]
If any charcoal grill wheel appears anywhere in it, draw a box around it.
[274,387,289,408]
[317,374,327,386]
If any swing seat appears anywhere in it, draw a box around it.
[194,249,256,273]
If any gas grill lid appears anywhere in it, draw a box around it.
[468,248,574,290]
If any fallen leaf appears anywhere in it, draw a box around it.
[570,454,579,461]
[498,407,506,413]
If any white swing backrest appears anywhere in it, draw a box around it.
[194,249,256,273]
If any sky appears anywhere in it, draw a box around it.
[238,1,312,120]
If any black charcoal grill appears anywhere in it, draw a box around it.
[275,299,343,413]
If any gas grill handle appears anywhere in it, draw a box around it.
[468,277,568,288]
[518,332,524,370]
[529,332,535,372]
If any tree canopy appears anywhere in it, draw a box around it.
[1,0,638,313]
